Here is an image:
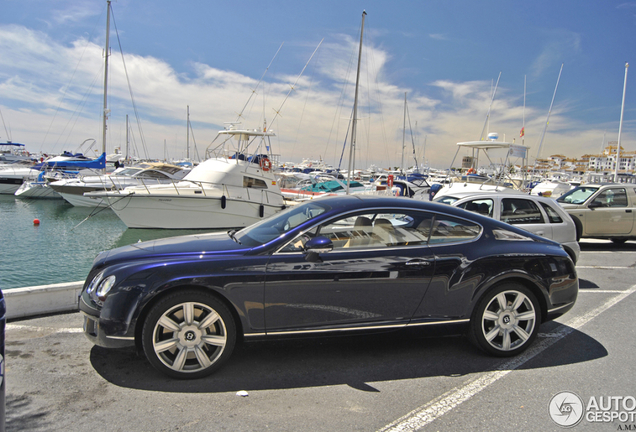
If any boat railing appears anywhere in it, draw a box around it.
[128,177,285,205]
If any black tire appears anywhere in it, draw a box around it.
[142,290,236,379]
[469,283,541,357]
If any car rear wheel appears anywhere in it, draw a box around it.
[142,290,236,379]
[469,283,541,357]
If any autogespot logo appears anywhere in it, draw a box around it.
[549,391,585,428]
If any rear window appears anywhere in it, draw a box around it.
[540,202,563,223]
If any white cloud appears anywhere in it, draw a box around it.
[0,24,626,169]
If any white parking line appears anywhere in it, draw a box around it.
[377,284,636,432]
[577,266,632,269]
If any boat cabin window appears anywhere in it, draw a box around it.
[244,176,268,189]
[138,170,171,179]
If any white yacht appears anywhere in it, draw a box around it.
[48,162,190,207]
[87,126,285,229]
[433,135,531,199]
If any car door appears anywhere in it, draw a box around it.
[410,213,484,320]
[499,197,553,240]
[585,187,634,235]
[263,210,436,333]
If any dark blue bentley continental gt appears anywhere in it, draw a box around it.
[80,195,578,379]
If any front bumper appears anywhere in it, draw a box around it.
[79,291,136,349]
[81,312,135,349]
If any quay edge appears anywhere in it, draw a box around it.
[3,281,84,320]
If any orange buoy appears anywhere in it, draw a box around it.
[33,218,40,225]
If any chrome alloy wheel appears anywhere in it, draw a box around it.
[480,290,537,352]
[151,301,228,374]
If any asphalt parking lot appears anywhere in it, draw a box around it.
[5,239,636,431]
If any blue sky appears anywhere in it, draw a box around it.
[1,0,635,169]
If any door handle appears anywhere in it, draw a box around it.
[626,209,632,213]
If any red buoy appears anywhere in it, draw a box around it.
[33,218,40,225]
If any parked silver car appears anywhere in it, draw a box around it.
[434,192,580,263]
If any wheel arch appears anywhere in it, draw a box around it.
[562,245,578,264]
[133,284,246,352]
[569,214,583,241]
[470,276,548,325]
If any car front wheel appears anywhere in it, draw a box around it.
[142,290,236,379]
[469,283,541,357]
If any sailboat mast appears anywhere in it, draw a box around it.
[401,92,406,174]
[615,62,629,183]
[347,10,366,194]
[102,0,111,157]
[186,105,190,160]
[125,114,129,161]
[535,64,563,162]
[522,75,526,147]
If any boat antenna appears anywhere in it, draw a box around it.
[534,64,563,162]
[479,72,501,141]
[615,62,629,183]
[346,10,366,194]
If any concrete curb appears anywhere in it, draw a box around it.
[4,281,84,320]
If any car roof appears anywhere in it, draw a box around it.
[310,195,480,218]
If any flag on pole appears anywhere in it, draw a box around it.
[520,127,525,137]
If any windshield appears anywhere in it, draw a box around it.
[234,201,330,247]
[434,196,460,205]
[557,186,599,204]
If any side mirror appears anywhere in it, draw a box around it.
[304,236,333,254]
[588,201,602,209]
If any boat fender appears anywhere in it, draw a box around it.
[259,204,264,218]
[221,195,227,209]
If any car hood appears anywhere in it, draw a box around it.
[94,231,252,267]
[557,203,580,210]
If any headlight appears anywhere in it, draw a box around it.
[86,270,105,294]
[96,275,117,300]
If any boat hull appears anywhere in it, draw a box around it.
[14,182,62,199]
[104,194,284,229]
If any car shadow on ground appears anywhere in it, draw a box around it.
[578,240,636,252]
[90,325,607,393]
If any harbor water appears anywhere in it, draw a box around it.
[0,194,214,290]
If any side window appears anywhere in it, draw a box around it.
[243,176,268,189]
[592,188,627,207]
[458,199,493,217]
[429,215,481,244]
[501,198,545,224]
[279,211,435,252]
[540,202,564,223]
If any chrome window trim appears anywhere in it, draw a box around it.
[272,206,484,255]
